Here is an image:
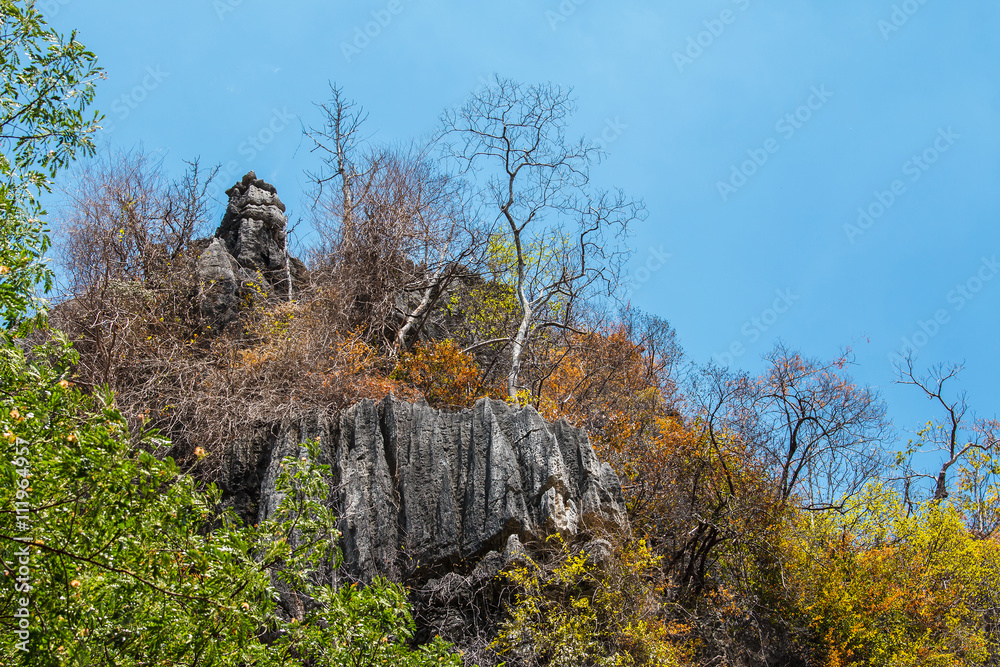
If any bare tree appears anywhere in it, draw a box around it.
[440,76,645,400]
[306,85,488,355]
[54,148,217,385]
[657,347,890,593]
[59,149,217,294]
[895,358,999,506]
[60,149,168,295]
[305,84,373,256]
[685,343,892,514]
[163,158,219,261]
[751,343,892,510]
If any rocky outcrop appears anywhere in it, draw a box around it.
[195,238,241,329]
[196,171,306,331]
[245,396,628,583]
[215,172,293,282]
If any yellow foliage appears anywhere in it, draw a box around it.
[782,486,1000,667]
[492,535,694,667]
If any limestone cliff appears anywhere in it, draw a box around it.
[192,172,628,642]
[226,395,627,583]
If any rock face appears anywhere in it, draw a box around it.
[245,395,628,582]
[196,172,306,331]
[195,238,241,328]
[216,172,292,281]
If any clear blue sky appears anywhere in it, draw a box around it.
[45,0,999,450]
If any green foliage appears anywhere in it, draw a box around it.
[449,263,520,348]
[0,0,102,330]
[1,334,267,663]
[0,333,463,664]
[286,579,462,666]
[481,231,571,321]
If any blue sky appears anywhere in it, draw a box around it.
[45,0,999,450]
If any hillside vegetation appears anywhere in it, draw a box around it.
[2,4,998,665]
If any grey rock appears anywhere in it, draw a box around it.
[195,171,307,331]
[502,533,527,564]
[335,400,403,580]
[581,538,614,568]
[216,171,290,278]
[196,238,240,331]
[251,396,628,583]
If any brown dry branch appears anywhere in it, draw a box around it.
[306,84,491,356]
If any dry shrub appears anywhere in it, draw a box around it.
[390,340,487,409]
[53,149,216,388]
[104,283,424,480]
[49,149,427,479]
[307,86,488,355]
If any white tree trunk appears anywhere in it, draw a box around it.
[507,301,533,400]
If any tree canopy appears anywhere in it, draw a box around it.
[0,0,101,330]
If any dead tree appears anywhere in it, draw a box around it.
[440,76,644,400]
[752,343,892,510]
[896,357,998,505]
[306,84,488,355]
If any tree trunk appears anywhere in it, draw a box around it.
[934,470,949,500]
[394,272,448,356]
[507,303,533,400]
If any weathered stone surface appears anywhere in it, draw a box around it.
[195,171,307,331]
[251,396,628,582]
[216,171,289,277]
[196,238,240,329]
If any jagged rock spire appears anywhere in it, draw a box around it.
[196,172,306,332]
[216,171,290,278]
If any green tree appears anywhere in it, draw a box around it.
[0,355,461,664]
[0,0,102,330]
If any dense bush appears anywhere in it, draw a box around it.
[782,487,1000,667]
[491,535,691,667]
[0,332,463,665]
